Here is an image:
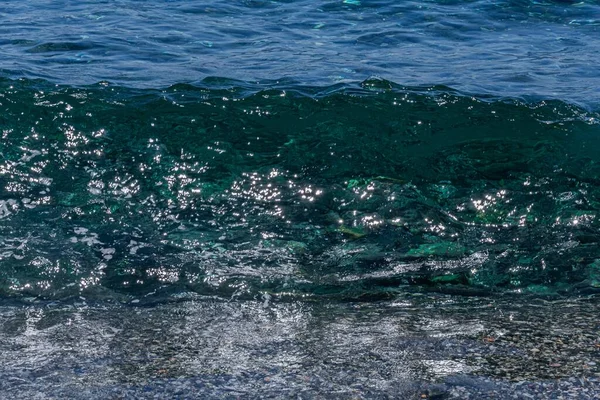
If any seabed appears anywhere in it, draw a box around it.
[1,294,599,399]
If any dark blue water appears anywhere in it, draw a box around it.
[1,0,599,107]
[1,2,600,397]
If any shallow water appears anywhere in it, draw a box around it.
[1,295,599,398]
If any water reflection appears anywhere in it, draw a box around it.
[0,296,598,397]
[0,81,599,299]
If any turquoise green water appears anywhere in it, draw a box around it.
[1,78,599,301]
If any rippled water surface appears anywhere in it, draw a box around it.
[1,0,600,106]
[1,2,600,397]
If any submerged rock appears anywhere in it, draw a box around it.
[406,242,467,258]
[336,225,367,239]
[588,259,600,288]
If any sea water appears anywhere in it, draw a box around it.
[1,0,600,398]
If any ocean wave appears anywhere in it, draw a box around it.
[0,77,599,301]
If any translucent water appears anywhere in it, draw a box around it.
[0,78,599,301]
[2,2,600,396]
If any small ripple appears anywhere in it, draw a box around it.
[26,41,98,53]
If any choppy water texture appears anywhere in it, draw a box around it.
[1,296,599,398]
[1,1,600,398]
[1,78,599,301]
[1,0,599,106]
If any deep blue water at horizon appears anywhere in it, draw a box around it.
[1,0,600,303]
[1,0,599,107]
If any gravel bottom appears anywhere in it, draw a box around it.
[6,375,600,399]
[0,294,598,399]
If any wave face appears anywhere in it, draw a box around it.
[1,78,599,301]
